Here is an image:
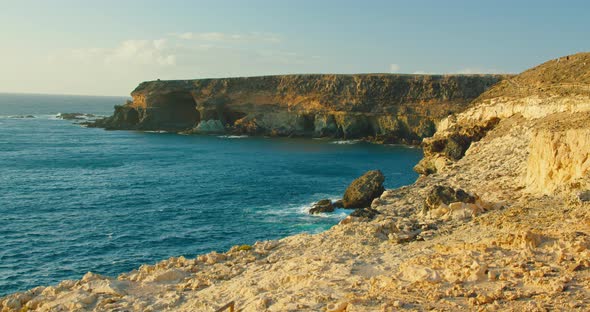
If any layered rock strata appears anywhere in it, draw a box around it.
[416,52,590,177]
[89,74,506,144]
[3,54,590,311]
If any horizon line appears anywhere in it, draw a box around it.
[0,91,130,98]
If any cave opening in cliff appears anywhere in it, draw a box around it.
[223,111,247,126]
[156,91,200,129]
[301,114,316,135]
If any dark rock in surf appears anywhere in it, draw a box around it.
[342,170,385,208]
[309,199,335,214]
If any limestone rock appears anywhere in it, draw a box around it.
[88,74,507,142]
[145,269,188,283]
[343,170,385,208]
[400,265,441,283]
[524,123,590,195]
[83,278,130,296]
[326,301,348,312]
[417,118,500,175]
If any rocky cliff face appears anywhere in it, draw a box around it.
[416,52,590,181]
[524,112,590,195]
[90,74,506,144]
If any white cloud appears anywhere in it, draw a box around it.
[172,32,281,43]
[60,39,176,66]
[106,39,175,66]
[59,32,286,69]
[40,31,326,94]
[389,63,400,72]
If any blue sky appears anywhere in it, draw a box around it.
[1,0,588,95]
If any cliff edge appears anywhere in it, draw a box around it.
[2,54,590,311]
[90,74,506,144]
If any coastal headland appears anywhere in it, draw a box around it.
[2,53,590,311]
[89,74,506,145]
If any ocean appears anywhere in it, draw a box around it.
[0,93,422,296]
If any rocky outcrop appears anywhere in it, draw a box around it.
[309,199,335,214]
[417,52,590,175]
[89,74,507,144]
[523,112,590,195]
[349,207,381,219]
[423,185,476,211]
[342,170,385,208]
[57,113,96,120]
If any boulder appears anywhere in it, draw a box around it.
[309,199,334,214]
[424,185,476,211]
[342,170,385,208]
[332,199,344,208]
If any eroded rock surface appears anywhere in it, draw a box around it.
[417,52,590,176]
[88,74,506,144]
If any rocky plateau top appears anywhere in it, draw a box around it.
[89,74,507,144]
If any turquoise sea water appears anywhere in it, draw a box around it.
[0,93,422,296]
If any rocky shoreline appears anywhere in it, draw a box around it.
[2,53,590,311]
[86,74,507,145]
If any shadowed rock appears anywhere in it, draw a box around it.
[423,185,476,212]
[58,113,96,120]
[579,191,590,203]
[349,207,381,219]
[343,170,385,208]
[309,199,335,214]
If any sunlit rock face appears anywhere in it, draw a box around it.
[417,52,590,176]
[90,74,507,144]
[524,113,590,196]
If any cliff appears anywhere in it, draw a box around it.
[3,54,590,311]
[415,52,590,177]
[90,74,506,144]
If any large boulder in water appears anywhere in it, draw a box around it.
[342,170,385,208]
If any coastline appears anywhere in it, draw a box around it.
[2,53,590,311]
[86,74,507,145]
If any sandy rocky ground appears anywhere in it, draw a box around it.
[2,54,590,312]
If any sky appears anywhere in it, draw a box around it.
[1,0,588,96]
